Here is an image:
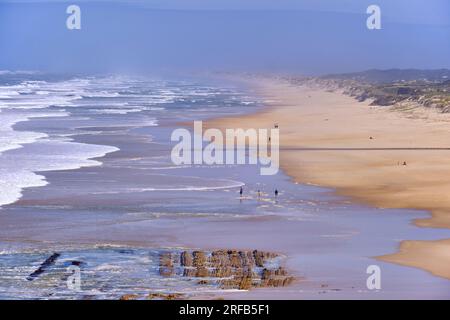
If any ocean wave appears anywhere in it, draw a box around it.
[0,74,258,209]
[0,111,68,155]
[0,70,38,75]
[134,184,244,191]
[0,77,131,207]
[81,91,121,98]
[89,108,144,115]
[148,165,192,170]
[0,140,119,207]
[91,179,245,194]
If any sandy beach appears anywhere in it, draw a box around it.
[207,78,450,281]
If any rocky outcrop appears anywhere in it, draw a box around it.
[180,250,193,267]
[147,293,184,300]
[117,248,294,300]
[261,267,294,287]
[119,294,139,300]
[119,293,185,300]
[27,253,61,281]
[159,252,174,277]
[159,249,294,291]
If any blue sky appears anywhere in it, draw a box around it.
[0,0,449,75]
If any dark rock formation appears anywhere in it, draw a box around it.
[180,251,193,267]
[192,251,206,267]
[120,294,139,300]
[158,252,174,277]
[147,292,184,300]
[27,253,61,281]
[157,248,294,291]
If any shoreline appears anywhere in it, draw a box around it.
[206,77,450,281]
[1,74,449,299]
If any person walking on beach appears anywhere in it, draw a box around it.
[274,189,279,197]
[239,187,243,197]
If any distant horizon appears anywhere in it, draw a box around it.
[1,67,450,79]
[1,0,449,74]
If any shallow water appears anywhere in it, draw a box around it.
[0,246,283,300]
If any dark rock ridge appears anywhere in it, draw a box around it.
[121,248,294,300]
[161,249,294,291]
[27,252,61,281]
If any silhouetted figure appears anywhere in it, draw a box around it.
[275,189,279,197]
[403,161,407,166]
[257,190,261,198]
[239,187,243,197]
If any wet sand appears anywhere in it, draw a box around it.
[207,78,450,281]
[4,119,449,298]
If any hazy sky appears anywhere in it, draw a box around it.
[0,0,449,75]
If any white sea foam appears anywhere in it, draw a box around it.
[0,113,48,154]
[135,183,244,192]
[0,78,120,207]
[0,75,254,208]
[91,179,245,194]
[89,108,143,115]
[0,140,119,207]
[81,91,121,98]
